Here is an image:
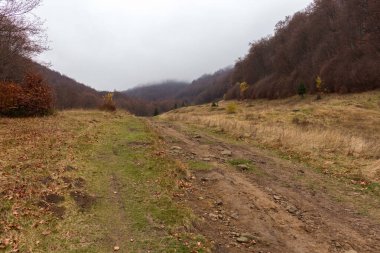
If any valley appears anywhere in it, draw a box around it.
[1,0,379,252]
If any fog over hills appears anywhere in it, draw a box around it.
[34,0,313,90]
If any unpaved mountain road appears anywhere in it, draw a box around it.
[150,119,380,253]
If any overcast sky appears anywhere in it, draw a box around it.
[34,0,312,91]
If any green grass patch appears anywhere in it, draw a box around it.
[228,158,251,166]
[188,160,213,171]
[228,158,261,174]
[365,183,380,196]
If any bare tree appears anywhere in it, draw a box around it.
[0,0,47,82]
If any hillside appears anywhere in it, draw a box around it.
[162,91,380,183]
[228,0,380,99]
[37,65,103,109]
[177,67,233,105]
[154,97,380,252]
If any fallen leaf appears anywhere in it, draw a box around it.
[3,239,11,246]
[42,230,51,236]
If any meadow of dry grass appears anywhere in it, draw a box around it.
[0,111,208,252]
[161,91,380,182]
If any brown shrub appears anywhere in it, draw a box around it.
[100,93,116,112]
[0,73,53,117]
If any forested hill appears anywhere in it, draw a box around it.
[123,67,233,106]
[227,0,380,99]
[177,67,233,105]
[37,65,102,109]
[123,81,189,101]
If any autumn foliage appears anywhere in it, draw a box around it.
[0,1,53,117]
[0,73,53,117]
[100,92,116,112]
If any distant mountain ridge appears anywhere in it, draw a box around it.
[37,64,232,116]
[123,67,233,106]
[123,81,189,101]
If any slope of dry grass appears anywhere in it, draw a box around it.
[161,91,380,183]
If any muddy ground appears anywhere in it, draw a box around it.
[151,120,380,253]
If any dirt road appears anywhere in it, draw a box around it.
[150,119,380,253]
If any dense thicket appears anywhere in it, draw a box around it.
[229,0,380,99]
[0,73,52,117]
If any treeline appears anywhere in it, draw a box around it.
[228,0,380,99]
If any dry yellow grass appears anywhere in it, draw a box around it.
[162,91,380,182]
[0,110,209,252]
[0,110,118,251]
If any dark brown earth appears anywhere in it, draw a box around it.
[150,120,380,253]
[44,193,65,204]
[70,191,96,211]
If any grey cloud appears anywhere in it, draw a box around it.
[35,0,312,90]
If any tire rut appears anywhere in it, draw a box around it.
[105,173,130,251]
[150,120,380,253]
